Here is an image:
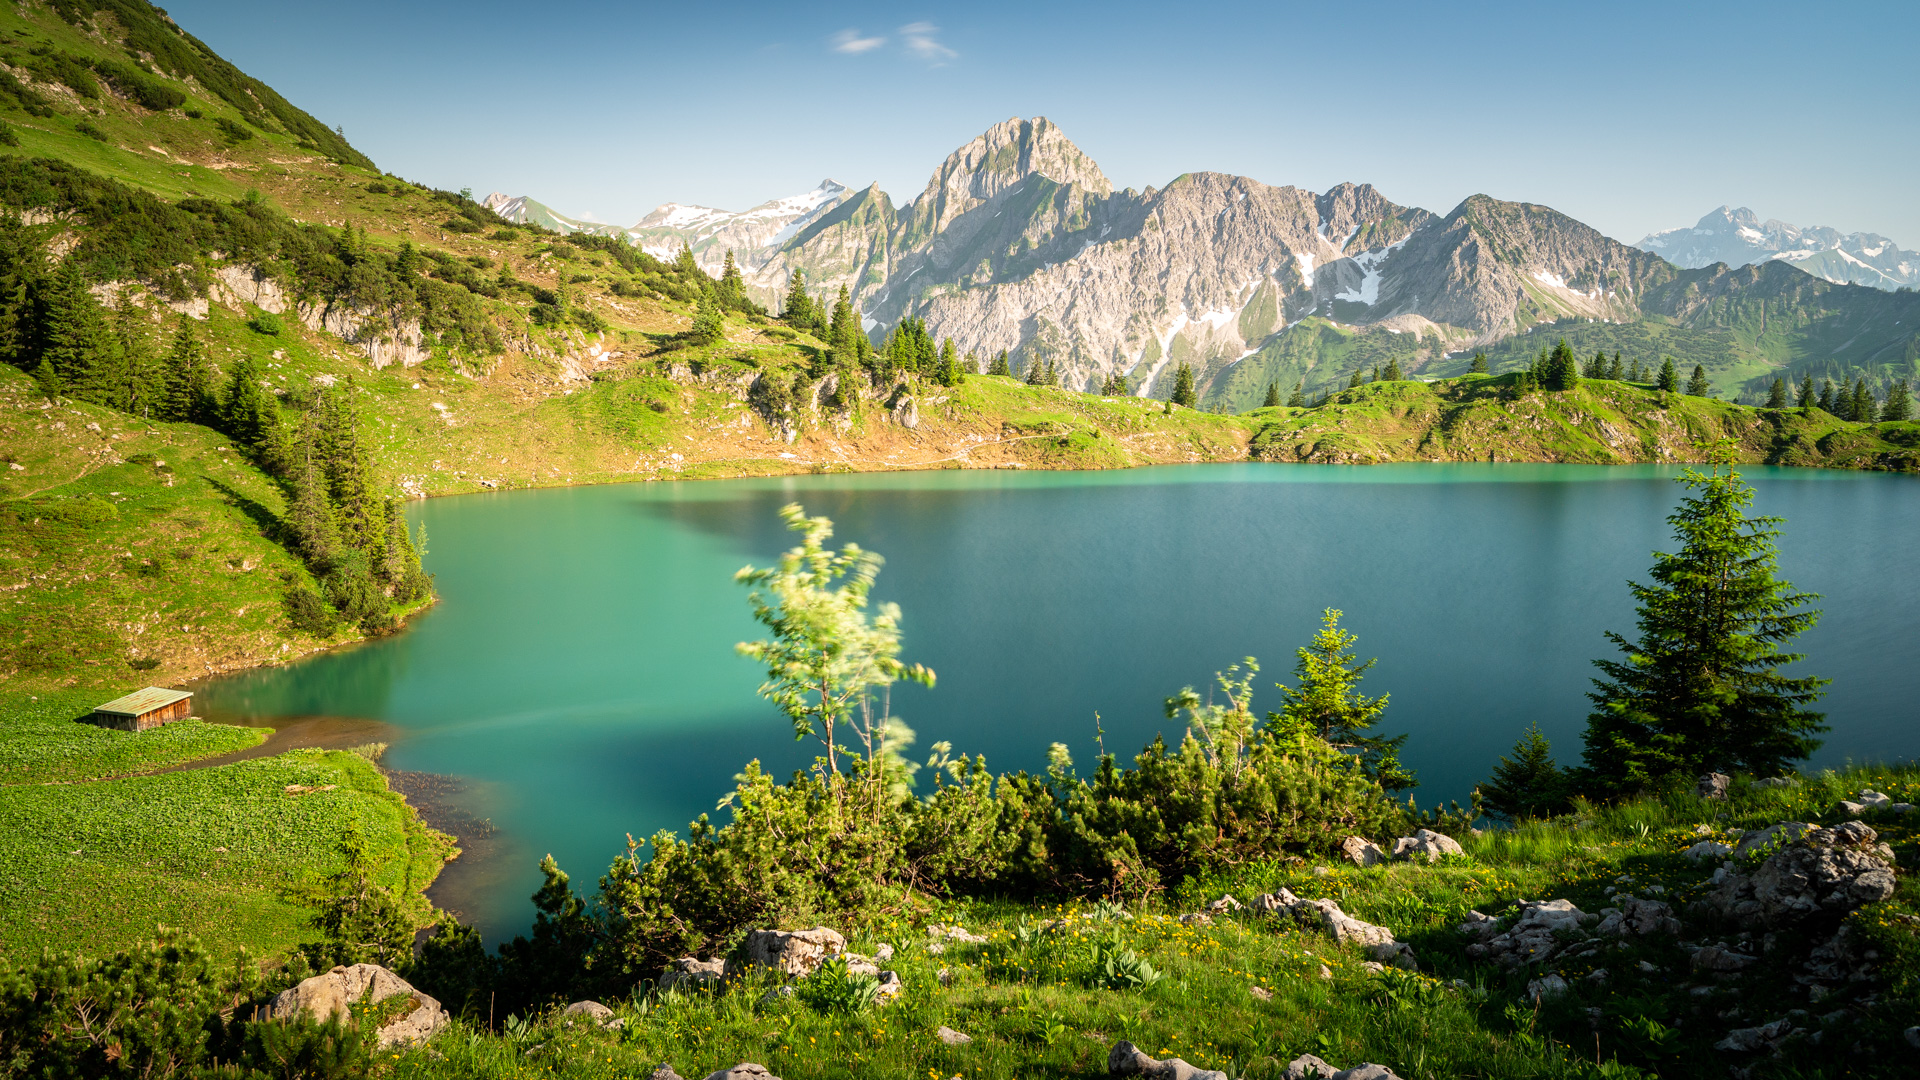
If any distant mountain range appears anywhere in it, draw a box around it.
[1637,207,1917,291]
[489,119,1920,405]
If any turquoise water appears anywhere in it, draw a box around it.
[196,464,1920,939]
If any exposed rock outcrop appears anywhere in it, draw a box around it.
[1694,821,1897,928]
[1389,829,1463,863]
[744,927,846,977]
[265,964,447,1049]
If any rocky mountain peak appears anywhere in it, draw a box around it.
[904,117,1111,237]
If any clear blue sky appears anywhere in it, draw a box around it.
[165,0,1918,246]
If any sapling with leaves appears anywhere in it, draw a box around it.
[1164,657,1259,777]
[735,503,935,797]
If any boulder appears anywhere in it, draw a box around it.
[745,928,845,978]
[1456,909,1500,942]
[1731,822,1814,860]
[1178,912,1214,927]
[1753,776,1799,789]
[1464,899,1594,970]
[1329,1068,1403,1080]
[873,970,904,1005]
[1287,898,1396,948]
[1250,985,1272,1000]
[936,1025,971,1045]
[1855,790,1891,809]
[1207,894,1244,914]
[1697,773,1731,800]
[564,1000,615,1027]
[1696,822,1897,928]
[1682,840,1732,862]
[1525,974,1569,1002]
[1338,836,1385,867]
[1251,888,1299,914]
[265,964,448,1049]
[1365,941,1418,970]
[842,953,881,977]
[874,943,894,962]
[1715,1019,1791,1053]
[1107,1039,1229,1080]
[701,1066,781,1080]
[1282,1054,1338,1080]
[1690,945,1757,974]
[659,956,728,990]
[1592,896,1681,939]
[1389,829,1463,864]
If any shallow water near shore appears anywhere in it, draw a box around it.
[195,463,1920,941]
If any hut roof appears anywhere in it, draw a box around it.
[94,687,193,717]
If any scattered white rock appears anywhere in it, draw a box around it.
[1338,836,1385,867]
[1207,894,1244,914]
[1753,776,1799,789]
[936,1025,971,1045]
[1715,1019,1792,1053]
[1697,773,1731,800]
[1389,829,1463,863]
[1684,840,1733,862]
[659,956,727,990]
[265,964,447,1049]
[745,928,845,978]
[1107,1039,1229,1079]
[1525,974,1569,1002]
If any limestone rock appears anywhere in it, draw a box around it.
[1107,1039,1229,1080]
[1715,1019,1791,1053]
[1178,912,1214,927]
[1464,899,1594,970]
[564,1000,614,1025]
[926,924,988,944]
[1207,894,1244,914]
[1697,773,1731,799]
[1525,974,1569,1002]
[659,956,728,990]
[1854,790,1891,809]
[1282,1054,1338,1080]
[1696,822,1897,928]
[1455,909,1500,942]
[745,928,846,977]
[1592,896,1681,939]
[1251,888,1299,914]
[266,964,447,1049]
[936,1025,971,1045]
[873,970,904,1005]
[701,1065,781,1080]
[1287,898,1396,948]
[1250,985,1272,1000]
[1365,941,1418,970]
[650,1066,687,1080]
[1753,776,1799,789]
[874,943,894,962]
[1690,945,1758,974]
[1329,1067,1404,1080]
[1731,822,1814,859]
[1338,836,1385,867]
[1683,840,1732,862]
[1389,829,1463,863]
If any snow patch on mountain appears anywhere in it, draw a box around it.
[1637,206,1917,291]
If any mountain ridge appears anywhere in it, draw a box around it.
[1637,206,1917,291]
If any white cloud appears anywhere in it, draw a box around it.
[830,28,886,54]
[899,21,957,63]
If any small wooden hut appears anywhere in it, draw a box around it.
[88,687,193,732]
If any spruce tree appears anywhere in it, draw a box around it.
[1469,353,1488,375]
[1024,353,1047,385]
[1382,358,1403,381]
[1579,456,1828,792]
[1883,380,1913,422]
[1042,358,1057,387]
[113,304,159,417]
[1270,608,1413,792]
[1477,724,1569,822]
[673,243,700,280]
[159,315,216,423]
[1851,379,1873,422]
[36,259,115,401]
[1545,339,1579,391]
[988,350,1010,377]
[1765,377,1787,409]
[781,270,812,327]
[935,338,960,387]
[1607,353,1623,380]
[283,415,339,569]
[1347,371,1363,390]
[1686,365,1711,397]
[317,379,387,558]
[717,250,744,308]
[220,353,282,462]
[1797,375,1816,408]
[1286,380,1305,408]
[1262,381,1280,408]
[1583,350,1606,379]
[1657,358,1679,392]
[1817,378,1835,413]
[1169,361,1196,407]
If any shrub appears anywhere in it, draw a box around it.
[73,119,108,142]
[320,552,383,628]
[0,121,16,148]
[284,586,335,635]
[213,116,253,143]
[250,312,284,335]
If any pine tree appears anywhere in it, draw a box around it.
[717,250,744,308]
[935,338,961,386]
[1286,380,1306,408]
[113,304,159,417]
[35,259,115,401]
[1850,379,1873,422]
[1169,361,1196,407]
[688,292,725,347]
[1024,352,1047,385]
[1796,375,1816,408]
[988,349,1010,377]
[1883,380,1913,422]
[1765,377,1787,409]
[1477,724,1569,822]
[317,379,387,558]
[1382,358,1403,381]
[220,353,282,460]
[1347,371,1363,389]
[781,270,813,327]
[1657,358,1679,392]
[158,315,216,423]
[1817,378,1835,413]
[1579,456,1828,792]
[1583,350,1606,379]
[1686,365,1711,397]
[1545,339,1579,391]
[673,243,700,280]
[824,286,856,369]
[1042,358,1057,387]
[1262,381,1280,407]
[1270,608,1413,792]
[1469,353,1488,375]
[1607,353,1624,380]
[283,414,339,569]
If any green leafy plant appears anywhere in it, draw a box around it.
[795,957,880,1016]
